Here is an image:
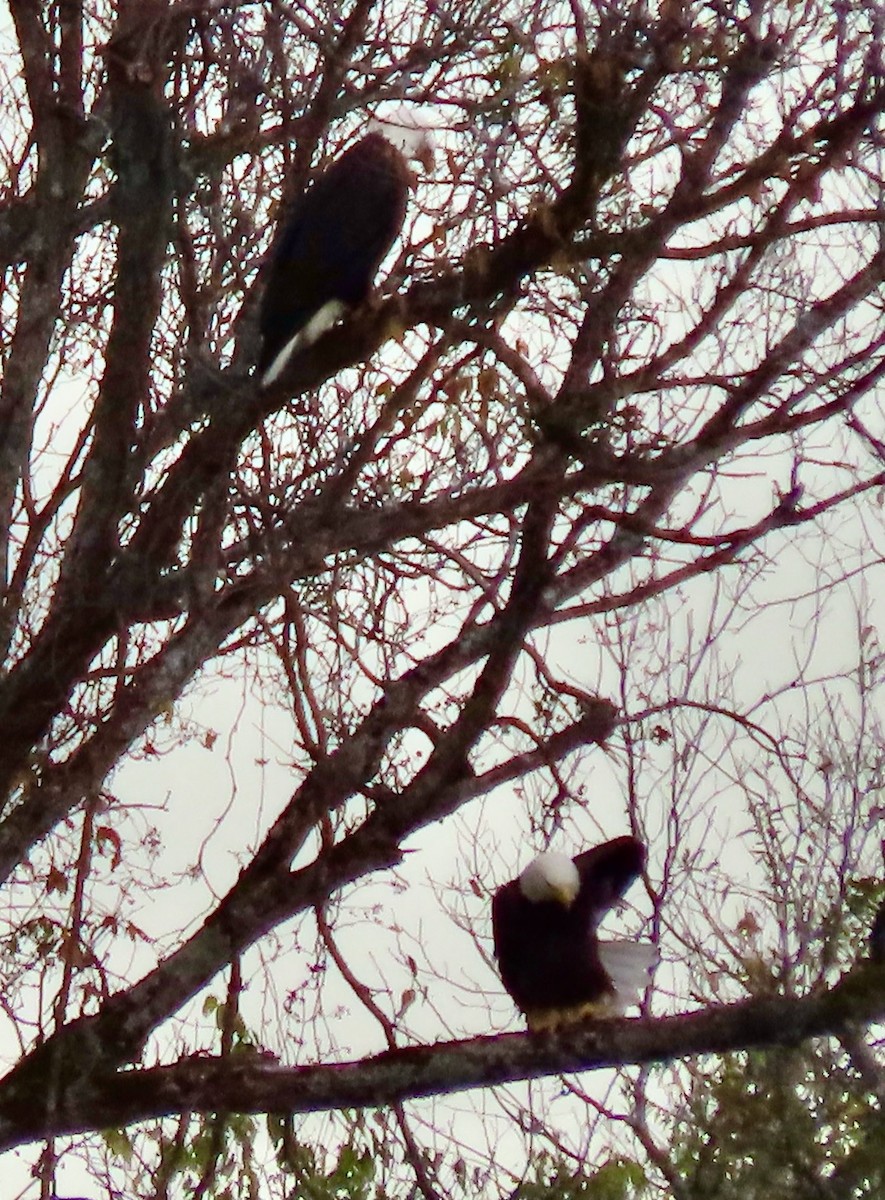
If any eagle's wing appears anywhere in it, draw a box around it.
[574,837,654,1010]
[572,836,645,924]
[491,879,520,964]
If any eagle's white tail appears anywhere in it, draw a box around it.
[597,940,657,1013]
[261,299,346,386]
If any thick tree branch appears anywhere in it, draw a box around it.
[1,965,883,1151]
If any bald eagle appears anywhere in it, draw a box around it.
[259,128,428,386]
[492,836,656,1031]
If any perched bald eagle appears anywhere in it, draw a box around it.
[259,127,428,385]
[492,836,656,1031]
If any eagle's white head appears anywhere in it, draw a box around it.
[368,111,436,169]
[519,852,580,907]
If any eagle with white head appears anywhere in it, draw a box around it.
[258,115,433,385]
[491,836,656,1031]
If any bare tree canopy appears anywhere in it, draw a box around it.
[0,0,883,1194]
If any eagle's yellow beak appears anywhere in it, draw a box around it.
[551,883,577,908]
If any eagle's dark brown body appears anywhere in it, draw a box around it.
[259,132,410,384]
[492,836,651,1030]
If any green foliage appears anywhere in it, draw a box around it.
[671,1044,885,1199]
[512,1151,651,1200]
[267,1114,376,1200]
[664,871,885,1200]
[203,992,259,1053]
[102,1125,135,1162]
[101,1109,264,1200]
[149,1111,262,1200]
